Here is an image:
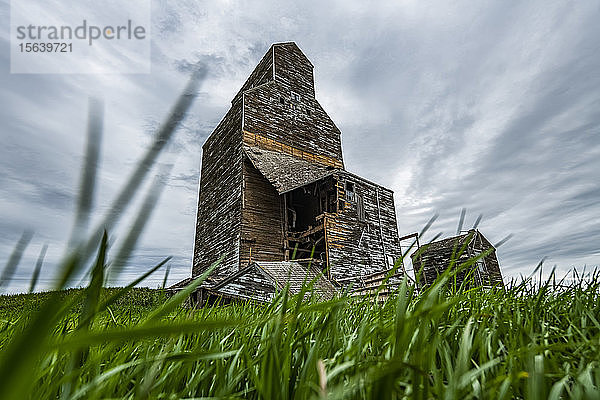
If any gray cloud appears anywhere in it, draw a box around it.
[1,0,598,292]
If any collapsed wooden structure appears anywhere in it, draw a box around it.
[410,229,504,289]
[174,42,404,305]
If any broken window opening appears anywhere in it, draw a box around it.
[346,182,355,201]
[357,194,365,222]
[387,255,396,268]
[283,177,337,274]
[286,184,321,232]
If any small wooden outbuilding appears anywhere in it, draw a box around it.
[411,229,504,289]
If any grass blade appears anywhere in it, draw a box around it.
[28,243,47,293]
[1,230,33,291]
[68,98,103,249]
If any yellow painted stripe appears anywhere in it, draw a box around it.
[242,130,343,169]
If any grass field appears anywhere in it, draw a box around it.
[1,70,598,399]
[1,266,599,399]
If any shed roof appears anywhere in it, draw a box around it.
[243,145,336,193]
[253,261,337,300]
[422,232,472,254]
[167,275,217,291]
[413,230,495,256]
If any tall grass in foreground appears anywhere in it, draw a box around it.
[0,264,599,399]
[1,64,599,399]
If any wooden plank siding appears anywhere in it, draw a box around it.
[231,46,275,105]
[243,81,344,163]
[242,44,343,164]
[192,102,243,280]
[214,266,276,303]
[411,230,504,289]
[326,171,402,287]
[243,131,343,169]
[239,157,285,269]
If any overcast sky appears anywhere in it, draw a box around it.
[1,0,599,292]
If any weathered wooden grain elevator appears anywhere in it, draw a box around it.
[178,42,404,304]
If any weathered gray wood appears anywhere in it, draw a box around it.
[188,42,410,303]
[326,171,402,288]
[411,230,504,289]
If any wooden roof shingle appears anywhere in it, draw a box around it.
[253,261,337,300]
[243,145,336,193]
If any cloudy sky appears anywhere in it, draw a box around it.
[1,0,599,292]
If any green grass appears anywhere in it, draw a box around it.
[0,287,164,320]
[0,270,599,399]
[1,66,598,399]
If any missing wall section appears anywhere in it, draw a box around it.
[284,176,337,271]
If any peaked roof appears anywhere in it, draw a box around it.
[243,145,336,193]
[233,42,313,104]
[414,230,494,255]
[167,275,218,291]
[253,261,337,300]
[167,277,193,290]
[272,42,314,67]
